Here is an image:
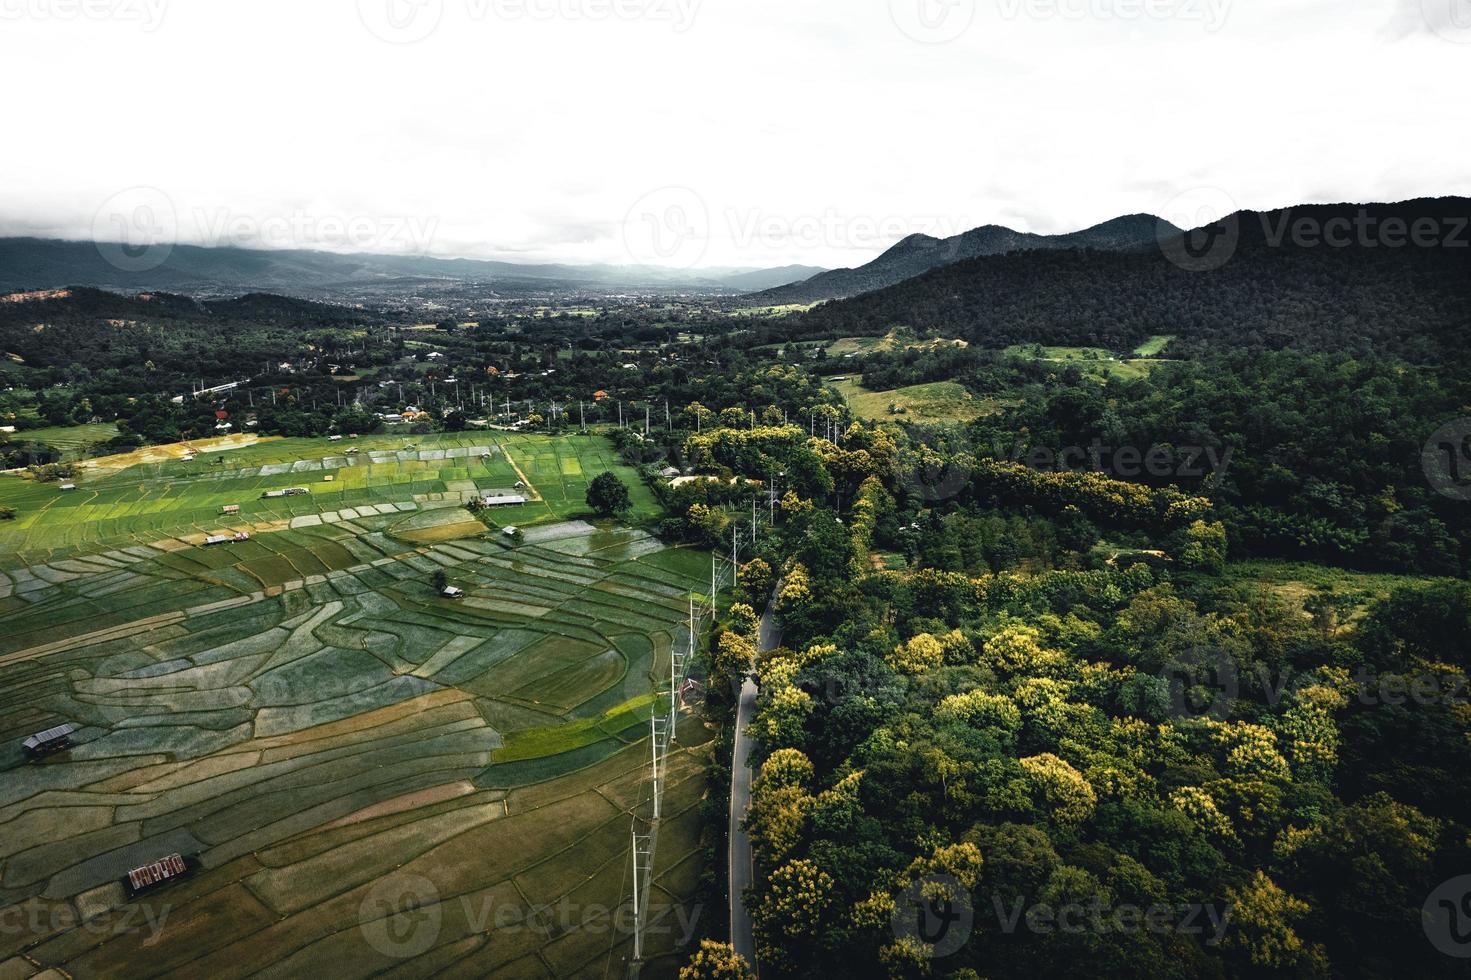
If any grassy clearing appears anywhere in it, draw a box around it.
[832,376,1001,423]
[827,328,967,358]
[1133,334,1176,357]
[1220,559,1452,622]
[724,303,816,317]
[1002,344,1169,382]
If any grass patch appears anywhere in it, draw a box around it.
[492,695,654,764]
[1133,334,1176,357]
[1002,344,1168,382]
[832,376,1000,423]
[827,328,967,359]
[10,423,121,460]
[1220,559,1454,622]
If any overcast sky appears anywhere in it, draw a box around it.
[0,0,1467,269]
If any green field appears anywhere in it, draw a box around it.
[0,431,660,566]
[0,432,710,978]
[724,303,816,317]
[1132,334,1176,357]
[832,376,1000,423]
[1221,559,1452,624]
[7,423,121,460]
[826,329,967,358]
[1003,344,1168,381]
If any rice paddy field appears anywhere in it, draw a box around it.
[0,431,661,567]
[8,423,121,461]
[0,432,712,979]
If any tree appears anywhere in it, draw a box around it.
[738,558,774,603]
[679,941,755,980]
[712,631,757,689]
[887,633,944,675]
[728,602,760,637]
[752,859,835,971]
[586,471,631,518]
[1222,871,1328,976]
[431,568,448,593]
[1019,753,1097,826]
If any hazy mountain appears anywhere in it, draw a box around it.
[0,238,825,299]
[797,198,1471,358]
[756,214,1178,304]
[716,264,828,292]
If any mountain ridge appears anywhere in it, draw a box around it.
[794,197,1471,358]
[0,237,826,298]
[755,213,1176,305]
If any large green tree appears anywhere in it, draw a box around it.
[586,470,632,518]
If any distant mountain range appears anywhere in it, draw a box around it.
[756,214,1179,304]
[0,238,827,299]
[797,198,1471,358]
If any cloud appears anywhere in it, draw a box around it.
[0,0,1466,268]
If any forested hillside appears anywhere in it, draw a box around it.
[796,199,1471,360]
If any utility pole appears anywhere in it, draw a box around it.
[631,829,655,965]
[651,713,666,821]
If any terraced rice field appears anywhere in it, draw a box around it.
[0,434,710,979]
[7,423,121,461]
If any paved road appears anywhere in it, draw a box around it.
[729,596,781,972]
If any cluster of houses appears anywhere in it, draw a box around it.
[375,407,430,425]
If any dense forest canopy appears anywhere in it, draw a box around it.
[793,200,1471,362]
